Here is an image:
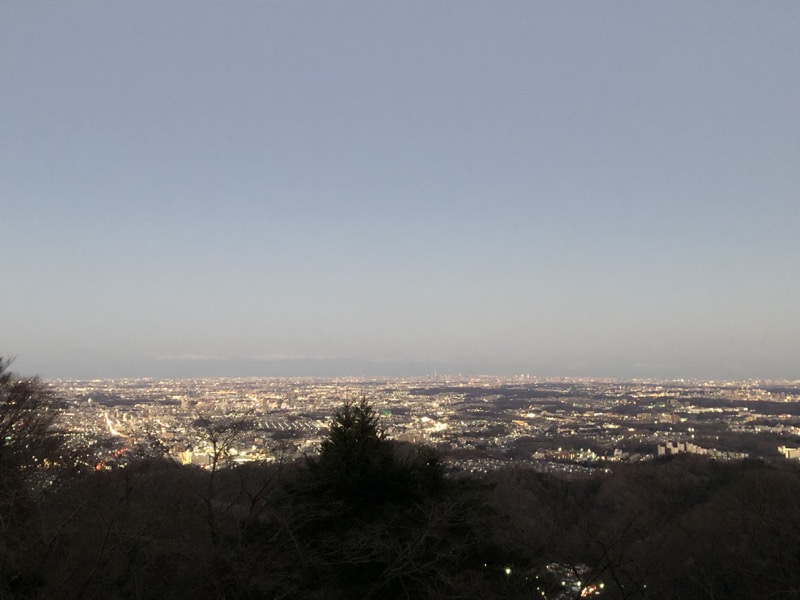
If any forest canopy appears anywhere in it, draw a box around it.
[2,359,800,599]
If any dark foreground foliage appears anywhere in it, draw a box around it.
[3,363,800,599]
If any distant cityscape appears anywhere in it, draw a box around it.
[50,376,800,475]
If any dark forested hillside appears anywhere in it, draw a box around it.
[3,363,800,599]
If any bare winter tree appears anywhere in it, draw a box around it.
[0,358,61,480]
[0,357,69,596]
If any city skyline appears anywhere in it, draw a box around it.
[2,2,799,380]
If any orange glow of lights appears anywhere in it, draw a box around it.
[581,584,599,597]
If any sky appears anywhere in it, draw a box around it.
[2,1,799,381]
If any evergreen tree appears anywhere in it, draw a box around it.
[311,398,442,509]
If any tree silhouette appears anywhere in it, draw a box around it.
[309,398,396,507]
[0,357,62,481]
[319,399,386,471]
[0,357,68,597]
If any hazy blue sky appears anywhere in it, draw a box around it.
[2,2,798,380]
